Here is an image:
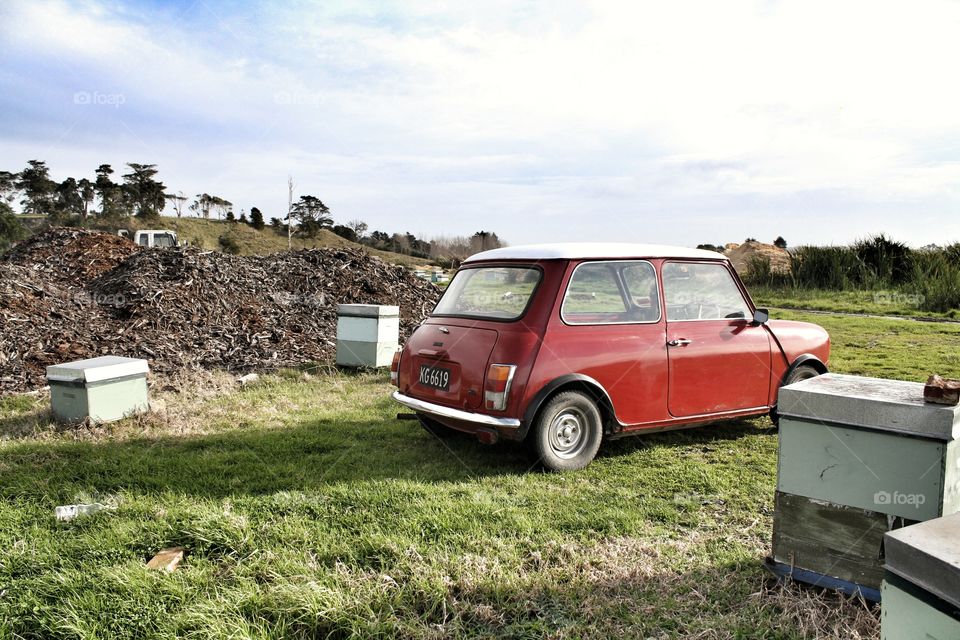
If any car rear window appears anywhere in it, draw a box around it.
[432,266,541,320]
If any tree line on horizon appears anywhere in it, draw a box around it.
[0,159,503,260]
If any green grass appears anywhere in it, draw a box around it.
[7,309,958,638]
[753,286,957,319]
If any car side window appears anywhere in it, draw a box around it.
[662,262,751,321]
[621,263,660,321]
[562,261,660,324]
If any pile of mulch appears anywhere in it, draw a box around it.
[2,227,142,285]
[725,240,792,275]
[0,228,440,394]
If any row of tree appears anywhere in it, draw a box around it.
[0,161,168,221]
[0,160,503,259]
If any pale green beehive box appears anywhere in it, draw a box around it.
[882,513,960,639]
[47,356,150,424]
[777,374,960,520]
[335,304,399,368]
[770,373,960,596]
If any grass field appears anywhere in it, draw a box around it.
[2,310,959,639]
[751,286,957,319]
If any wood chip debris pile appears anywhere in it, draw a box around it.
[0,228,441,394]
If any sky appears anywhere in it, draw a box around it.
[2,0,960,247]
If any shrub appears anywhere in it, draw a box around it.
[853,234,913,286]
[0,204,28,253]
[789,246,866,290]
[742,255,774,286]
[218,232,240,254]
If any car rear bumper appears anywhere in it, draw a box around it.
[392,391,521,428]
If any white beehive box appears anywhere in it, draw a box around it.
[46,356,150,424]
[335,304,399,368]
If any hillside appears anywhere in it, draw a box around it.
[155,218,432,266]
[11,216,431,267]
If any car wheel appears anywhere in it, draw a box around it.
[770,364,822,426]
[531,391,603,471]
[417,414,458,438]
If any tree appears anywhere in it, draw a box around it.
[78,178,95,220]
[774,236,788,249]
[190,193,214,219]
[0,202,28,253]
[238,212,249,225]
[470,230,502,253]
[225,208,236,222]
[16,160,56,215]
[54,177,83,220]
[122,163,166,218]
[696,243,725,252]
[165,191,188,218]
[347,219,368,239]
[249,206,265,230]
[95,164,124,218]
[390,232,409,254]
[331,224,357,242]
[0,171,19,206]
[367,230,391,249]
[212,197,233,221]
[290,195,332,238]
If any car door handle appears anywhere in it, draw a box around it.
[667,338,692,347]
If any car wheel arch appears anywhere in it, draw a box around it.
[779,354,827,388]
[520,374,619,440]
[769,354,828,427]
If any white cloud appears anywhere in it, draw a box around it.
[2,0,960,245]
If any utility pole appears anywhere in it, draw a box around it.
[287,176,294,251]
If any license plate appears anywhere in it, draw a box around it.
[418,364,451,391]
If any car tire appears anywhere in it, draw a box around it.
[417,414,459,438]
[770,364,822,427]
[531,391,603,471]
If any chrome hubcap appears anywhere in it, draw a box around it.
[549,409,588,459]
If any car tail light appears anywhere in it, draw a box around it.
[484,364,516,411]
[390,350,402,386]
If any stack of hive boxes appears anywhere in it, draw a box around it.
[769,373,960,599]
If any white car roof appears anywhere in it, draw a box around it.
[463,242,726,263]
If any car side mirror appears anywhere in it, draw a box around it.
[752,308,769,325]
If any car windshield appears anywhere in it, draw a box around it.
[432,266,541,320]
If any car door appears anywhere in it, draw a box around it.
[661,261,772,417]
[540,260,669,426]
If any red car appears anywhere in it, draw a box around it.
[391,243,829,471]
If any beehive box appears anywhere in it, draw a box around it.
[882,513,960,639]
[47,356,150,424]
[768,374,960,599]
[335,304,399,368]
